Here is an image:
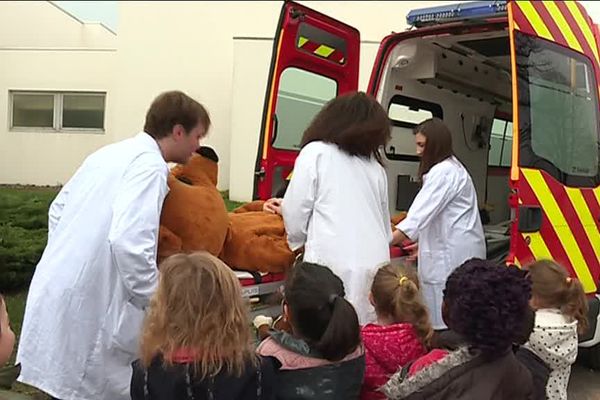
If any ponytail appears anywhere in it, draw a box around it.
[284,262,361,362]
[393,279,433,347]
[372,264,433,347]
[315,295,360,361]
[563,278,589,334]
[529,260,589,335]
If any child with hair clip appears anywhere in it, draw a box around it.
[256,262,364,400]
[525,260,589,400]
[360,264,431,400]
[130,252,276,400]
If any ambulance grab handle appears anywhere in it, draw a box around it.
[271,113,279,146]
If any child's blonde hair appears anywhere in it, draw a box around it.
[370,264,433,346]
[528,260,589,334]
[140,252,255,378]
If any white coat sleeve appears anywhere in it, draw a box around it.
[108,154,168,309]
[396,167,456,241]
[380,167,393,244]
[48,185,69,240]
[282,147,319,251]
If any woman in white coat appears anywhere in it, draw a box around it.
[391,118,486,330]
[282,92,393,324]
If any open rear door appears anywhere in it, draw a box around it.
[508,0,600,293]
[253,1,360,200]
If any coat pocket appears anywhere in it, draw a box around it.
[418,250,452,284]
[111,300,145,356]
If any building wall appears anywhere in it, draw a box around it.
[0,1,116,186]
[114,1,458,195]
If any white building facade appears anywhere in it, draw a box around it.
[0,0,480,199]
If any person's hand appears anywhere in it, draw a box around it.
[263,198,283,215]
[403,242,418,261]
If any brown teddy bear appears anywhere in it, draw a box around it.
[158,147,295,273]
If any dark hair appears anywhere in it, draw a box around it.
[284,262,360,361]
[443,258,531,359]
[144,91,211,139]
[528,260,589,334]
[414,118,454,178]
[300,92,391,165]
[371,264,433,347]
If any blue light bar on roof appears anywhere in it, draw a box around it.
[407,1,507,28]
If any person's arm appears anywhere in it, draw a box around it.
[392,166,457,245]
[108,154,168,309]
[281,147,319,251]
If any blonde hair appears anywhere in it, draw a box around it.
[370,264,433,346]
[528,260,589,334]
[140,252,255,378]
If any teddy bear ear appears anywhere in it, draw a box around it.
[196,146,219,163]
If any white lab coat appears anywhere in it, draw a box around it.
[16,132,169,400]
[282,142,392,324]
[396,156,485,329]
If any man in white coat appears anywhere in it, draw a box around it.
[16,91,211,400]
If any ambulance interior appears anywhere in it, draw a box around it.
[376,28,515,262]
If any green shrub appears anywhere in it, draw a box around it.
[0,187,58,292]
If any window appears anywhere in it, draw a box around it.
[516,32,599,184]
[10,91,106,132]
[488,118,513,167]
[385,95,443,160]
[273,67,337,150]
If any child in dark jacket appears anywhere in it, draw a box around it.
[383,258,535,400]
[131,252,276,400]
[256,262,365,400]
[360,264,431,400]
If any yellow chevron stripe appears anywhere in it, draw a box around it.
[516,1,554,42]
[314,44,334,58]
[513,256,522,267]
[298,36,308,48]
[565,188,600,264]
[522,169,596,292]
[524,232,553,260]
[595,187,600,211]
[514,20,520,31]
[542,1,583,53]
[565,1,600,63]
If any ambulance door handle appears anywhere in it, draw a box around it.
[518,205,542,233]
[270,114,279,145]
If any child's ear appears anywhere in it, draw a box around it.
[368,292,375,307]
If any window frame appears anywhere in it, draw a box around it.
[515,32,600,186]
[385,94,444,162]
[9,90,106,134]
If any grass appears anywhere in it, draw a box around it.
[1,185,248,397]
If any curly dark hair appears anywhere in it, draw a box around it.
[443,258,531,359]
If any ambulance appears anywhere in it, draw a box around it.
[246,0,600,366]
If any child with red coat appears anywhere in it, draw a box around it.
[360,263,432,400]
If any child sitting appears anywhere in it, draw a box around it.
[525,260,588,400]
[256,262,364,399]
[383,258,534,400]
[361,264,431,400]
[131,252,276,400]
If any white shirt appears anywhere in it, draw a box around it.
[525,309,578,400]
[397,156,485,329]
[282,141,392,324]
[16,132,169,400]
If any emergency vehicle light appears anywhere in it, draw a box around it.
[407,1,507,28]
